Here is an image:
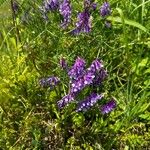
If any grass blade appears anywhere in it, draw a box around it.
[107,16,148,32]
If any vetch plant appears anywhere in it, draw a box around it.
[39,76,60,89]
[100,1,111,17]
[101,98,116,114]
[43,0,59,11]
[71,9,92,34]
[58,57,116,114]
[59,0,72,28]
[76,93,104,112]
[100,1,112,28]
[39,0,59,20]
[38,0,112,32]
[3,0,150,148]
[57,93,75,108]
[68,57,86,80]
[39,57,116,114]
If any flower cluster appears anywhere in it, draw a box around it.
[101,99,116,114]
[100,2,111,17]
[39,57,116,114]
[76,93,103,112]
[39,76,60,89]
[68,57,86,80]
[57,57,112,112]
[72,10,91,35]
[39,0,59,20]
[70,71,95,94]
[39,0,111,33]
[69,59,105,94]
[57,93,75,108]
[59,0,72,28]
[43,0,59,11]
[87,59,103,73]
[100,1,112,28]
[84,0,97,11]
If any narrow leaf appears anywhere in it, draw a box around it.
[107,16,148,32]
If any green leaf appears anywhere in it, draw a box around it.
[72,113,85,127]
[107,16,148,32]
[145,68,150,74]
[139,113,150,120]
[131,0,150,14]
[138,58,148,67]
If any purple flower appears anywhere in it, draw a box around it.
[92,3,97,11]
[76,93,104,112]
[70,59,106,93]
[39,0,59,20]
[87,59,103,73]
[56,57,108,111]
[72,10,92,34]
[70,72,95,94]
[83,71,95,85]
[57,93,75,108]
[59,0,72,28]
[93,68,107,86]
[39,76,60,88]
[100,2,111,17]
[84,0,97,10]
[71,78,84,93]
[68,57,86,80]
[101,99,116,114]
[44,0,59,11]
[60,57,68,70]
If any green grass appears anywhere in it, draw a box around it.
[0,0,150,149]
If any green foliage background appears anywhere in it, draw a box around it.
[0,0,150,149]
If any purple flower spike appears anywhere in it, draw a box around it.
[83,72,95,85]
[70,59,106,93]
[39,76,60,88]
[88,59,103,73]
[44,0,59,11]
[59,0,72,28]
[101,99,116,114]
[92,3,97,11]
[76,93,104,112]
[57,93,75,108]
[84,0,97,10]
[72,10,92,34]
[100,2,111,17]
[68,57,86,80]
[70,76,87,94]
[70,72,94,94]
[93,68,107,85]
[40,0,59,20]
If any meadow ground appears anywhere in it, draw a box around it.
[0,0,150,149]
